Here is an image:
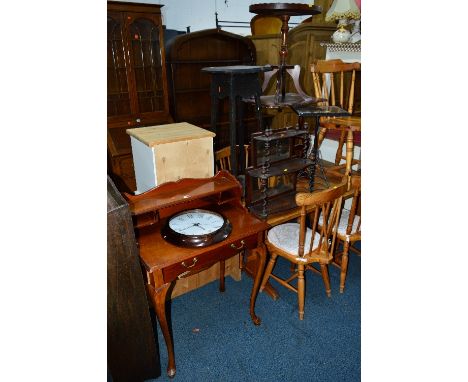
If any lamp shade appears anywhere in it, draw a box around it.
[325,0,361,22]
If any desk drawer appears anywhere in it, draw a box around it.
[162,234,258,283]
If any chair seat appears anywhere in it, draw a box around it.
[267,223,320,257]
[337,209,360,235]
[319,209,360,236]
[325,116,361,131]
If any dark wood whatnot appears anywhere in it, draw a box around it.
[107,176,161,381]
[165,29,269,150]
[245,126,312,220]
[107,1,172,192]
[124,171,269,378]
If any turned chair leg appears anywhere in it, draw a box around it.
[289,262,296,273]
[340,241,350,293]
[320,263,331,297]
[345,130,354,176]
[317,126,327,148]
[260,252,278,292]
[335,129,346,165]
[297,264,305,320]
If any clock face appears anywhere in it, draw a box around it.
[168,210,225,236]
[162,209,232,248]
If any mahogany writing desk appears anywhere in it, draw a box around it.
[124,171,269,377]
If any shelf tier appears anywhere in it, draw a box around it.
[248,190,298,220]
[252,128,308,142]
[246,158,312,179]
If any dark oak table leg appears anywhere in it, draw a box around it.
[237,96,245,173]
[229,90,238,176]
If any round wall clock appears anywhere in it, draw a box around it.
[161,208,232,248]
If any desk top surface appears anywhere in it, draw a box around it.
[137,203,268,271]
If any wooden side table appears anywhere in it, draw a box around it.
[249,3,322,105]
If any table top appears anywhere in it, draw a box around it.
[201,65,273,74]
[249,3,322,16]
[291,104,350,118]
[258,93,318,109]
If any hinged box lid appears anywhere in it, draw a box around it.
[126,122,215,147]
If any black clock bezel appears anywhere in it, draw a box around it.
[161,208,232,248]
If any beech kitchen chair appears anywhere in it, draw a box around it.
[250,14,282,35]
[310,59,361,180]
[259,180,348,320]
[215,145,250,173]
[320,175,361,293]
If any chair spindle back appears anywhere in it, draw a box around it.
[295,182,347,258]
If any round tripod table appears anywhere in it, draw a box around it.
[249,3,322,106]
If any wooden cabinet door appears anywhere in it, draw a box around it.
[124,12,170,126]
[107,11,136,128]
[107,8,170,129]
[107,2,172,193]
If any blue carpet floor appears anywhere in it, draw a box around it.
[149,243,360,381]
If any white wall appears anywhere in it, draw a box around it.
[114,0,314,35]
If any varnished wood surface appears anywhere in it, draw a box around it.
[125,171,241,216]
[136,202,268,275]
[326,116,361,130]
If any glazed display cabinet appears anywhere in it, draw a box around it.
[107,1,172,192]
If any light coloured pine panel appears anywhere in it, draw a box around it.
[154,137,213,184]
[128,122,215,193]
